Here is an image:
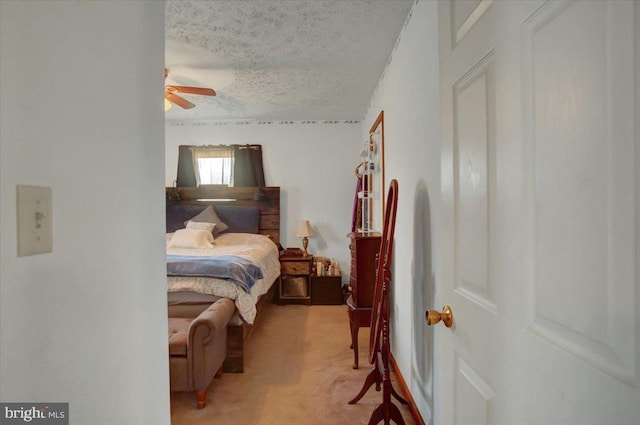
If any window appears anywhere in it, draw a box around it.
[197,157,232,185]
[176,144,265,188]
[192,145,234,186]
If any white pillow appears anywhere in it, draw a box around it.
[185,220,216,237]
[185,205,229,235]
[168,228,214,249]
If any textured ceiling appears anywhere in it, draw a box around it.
[165,0,414,121]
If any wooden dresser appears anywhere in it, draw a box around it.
[346,231,381,368]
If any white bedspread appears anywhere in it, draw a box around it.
[166,232,280,324]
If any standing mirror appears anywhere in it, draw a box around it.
[349,179,407,425]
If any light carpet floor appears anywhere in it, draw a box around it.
[170,303,417,425]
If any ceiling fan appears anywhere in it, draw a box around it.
[164,68,216,110]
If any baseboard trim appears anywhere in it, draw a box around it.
[390,353,426,425]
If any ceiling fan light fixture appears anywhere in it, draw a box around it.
[164,68,215,110]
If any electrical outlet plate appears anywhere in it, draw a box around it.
[17,185,52,257]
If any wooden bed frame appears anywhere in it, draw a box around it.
[166,186,281,373]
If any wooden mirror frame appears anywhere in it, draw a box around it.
[369,179,398,362]
[349,180,406,425]
[369,111,385,229]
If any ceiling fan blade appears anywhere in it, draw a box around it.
[168,85,216,96]
[165,92,195,109]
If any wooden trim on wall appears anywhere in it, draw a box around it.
[390,352,426,425]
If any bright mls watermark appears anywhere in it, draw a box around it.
[0,403,68,424]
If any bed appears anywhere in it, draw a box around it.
[165,186,281,372]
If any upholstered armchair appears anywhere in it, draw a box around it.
[168,298,235,408]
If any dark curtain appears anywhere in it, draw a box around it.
[352,177,362,232]
[176,145,197,187]
[232,144,265,187]
[175,144,266,190]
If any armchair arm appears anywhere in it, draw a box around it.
[187,298,235,390]
[189,299,235,345]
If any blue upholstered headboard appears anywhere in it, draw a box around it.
[165,186,280,245]
[166,204,259,234]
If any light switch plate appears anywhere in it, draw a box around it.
[17,185,52,257]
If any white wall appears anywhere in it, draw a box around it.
[166,121,361,276]
[0,2,170,424]
[362,1,440,422]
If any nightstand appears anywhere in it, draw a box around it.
[279,254,313,305]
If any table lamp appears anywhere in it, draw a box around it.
[295,220,315,257]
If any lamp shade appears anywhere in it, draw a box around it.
[295,220,315,238]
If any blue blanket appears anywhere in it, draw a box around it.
[166,255,263,293]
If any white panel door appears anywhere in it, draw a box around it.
[437,1,640,424]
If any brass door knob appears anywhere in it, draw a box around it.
[425,305,453,328]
